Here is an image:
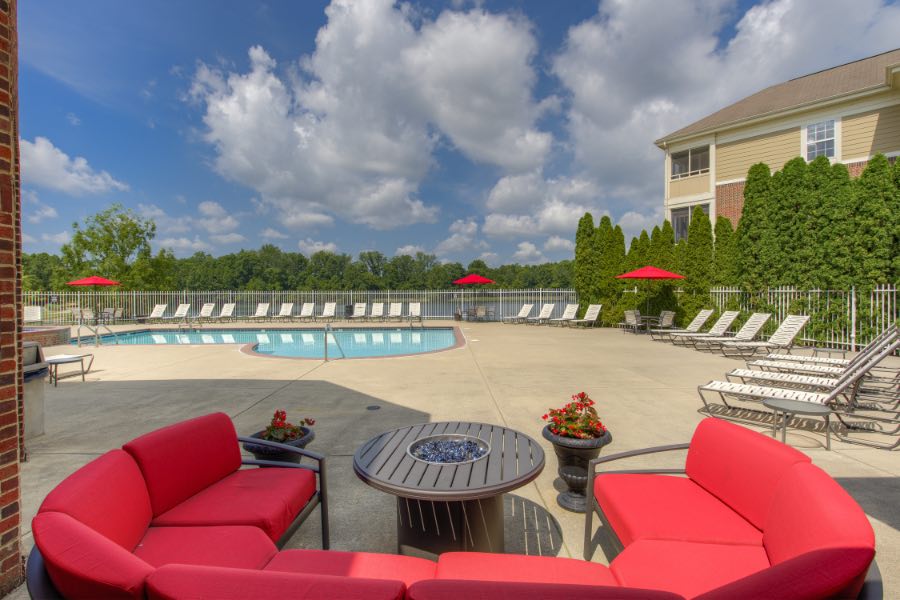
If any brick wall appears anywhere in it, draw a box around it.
[0,0,21,593]
[715,181,745,227]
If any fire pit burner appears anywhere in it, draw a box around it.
[408,434,489,464]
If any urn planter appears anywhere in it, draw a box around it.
[542,425,612,513]
[241,426,314,464]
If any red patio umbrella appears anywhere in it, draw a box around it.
[452,273,495,285]
[615,266,684,280]
[66,275,121,286]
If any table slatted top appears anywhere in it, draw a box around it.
[353,422,544,501]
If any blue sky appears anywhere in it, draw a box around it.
[19,0,900,264]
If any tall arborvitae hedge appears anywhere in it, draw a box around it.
[764,157,809,286]
[892,158,900,280]
[808,158,854,288]
[736,163,772,290]
[574,212,597,308]
[852,153,895,285]
[656,220,676,270]
[683,206,713,293]
[713,216,739,285]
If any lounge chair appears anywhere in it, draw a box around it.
[525,303,555,325]
[297,302,315,322]
[24,306,42,324]
[163,303,191,325]
[347,302,367,321]
[548,303,579,327]
[670,310,740,346]
[315,302,336,322]
[369,303,385,321]
[502,303,533,324]
[388,303,402,321]
[762,325,898,368]
[247,303,270,321]
[194,303,216,324]
[272,303,294,322]
[147,304,168,323]
[406,302,422,323]
[693,312,771,352]
[571,304,602,328]
[649,308,713,341]
[215,303,236,322]
[719,315,809,359]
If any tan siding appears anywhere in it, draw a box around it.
[716,127,800,182]
[669,173,710,198]
[842,103,900,159]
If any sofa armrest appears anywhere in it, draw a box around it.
[588,443,689,473]
[237,436,324,463]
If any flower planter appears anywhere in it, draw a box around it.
[542,425,612,513]
[241,426,314,464]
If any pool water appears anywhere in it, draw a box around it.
[83,327,459,359]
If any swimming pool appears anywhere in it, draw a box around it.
[83,327,462,359]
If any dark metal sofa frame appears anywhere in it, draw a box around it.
[26,437,328,600]
[583,443,882,599]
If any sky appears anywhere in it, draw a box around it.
[18,0,900,265]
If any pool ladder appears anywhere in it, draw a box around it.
[323,324,345,361]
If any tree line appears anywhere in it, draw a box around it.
[23,205,573,291]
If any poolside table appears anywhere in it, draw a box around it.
[353,421,544,558]
[763,397,832,450]
[46,354,94,387]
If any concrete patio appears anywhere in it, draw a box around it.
[11,322,900,598]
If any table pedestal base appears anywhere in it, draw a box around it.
[397,496,504,558]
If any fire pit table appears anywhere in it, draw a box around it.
[353,421,544,558]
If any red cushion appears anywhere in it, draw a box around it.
[38,450,151,550]
[694,548,876,600]
[762,463,874,595]
[685,418,810,529]
[151,467,316,542]
[147,564,406,600]
[32,512,153,600]
[594,473,762,546]
[408,579,685,600]
[264,549,436,588]
[611,539,770,598]
[134,525,276,569]
[123,413,241,516]
[435,552,617,586]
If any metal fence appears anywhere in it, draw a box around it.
[23,288,578,325]
[709,285,899,350]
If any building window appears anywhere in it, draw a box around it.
[670,146,710,179]
[806,120,834,160]
[671,204,709,241]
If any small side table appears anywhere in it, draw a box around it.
[46,354,94,387]
[762,397,832,450]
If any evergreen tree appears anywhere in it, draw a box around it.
[851,153,895,285]
[637,230,651,267]
[574,213,597,306]
[683,206,713,293]
[736,163,772,289]
[656,220,676,270]
[593,216,615,304]
[713,216,739,286]
[763,157,809,286]
[891,158,900,281]
[626,237,641,271]
[807,158,854,288]
[674,238,688,274]
[648,226,661,265]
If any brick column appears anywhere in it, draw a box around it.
[0,0,22,593]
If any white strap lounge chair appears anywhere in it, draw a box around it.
[762,325,899,367]
[406,302,422,323]
[315,302,336,322]
[369,303,385,321]
[163,304,191,324]
[388,303,403,321]
[272,303,294,321]
[549,304,579,327]
[280,333,294,344]
[348,302,367,320]
[650,308,714,341]
[571,304,602,328]
[502,304,533,324]
[248,303,270,321]
[147,304,168,323]
[297,302,315,321]
[194,303,215,323]
[719,315,810,358]
[221,334,236,344]
[216,303,236,322]
[151,334,167,344]
[25,306,42,324]
[670,311,740,346]
[526,303,555,325]
[693,313,771,351]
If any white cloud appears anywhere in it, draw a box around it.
[66,113,80,126]
[158,237,211,253]
[23,190,58,224]
[188,1,550,232]
[194,200,239,234]
[261,227,288,240]
[512,241,546,264]
[41,231,71,245]
[543,235,574,253]
[479,251,498,264]
[22,233,37,244]
[138,203,190,234]
[210,232,246,245]
[395,244,424,256]
[298,238,338,255]
[435,218,487,256]
[21,137,128,196]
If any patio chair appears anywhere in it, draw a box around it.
[272,302,294,322]
[99,307,116,324]
[297,302,315,322]
[369,302,385,321]
[248,303,270,321]
[162,303,191,325]
[669,310,739,346]
[147,304,168,323]
[406,302,422,323]
[719,315,810,359]
[571,304,602,328]
[215,303,236,322]
[502,303,533,324]
[112,307,124,323]
[525,303,555,325]
[548,303,579,327]
[72,308,95,324]
[347,302,367,321]
[193,303,216,324]
[649,308,713,341]
[388,302,402,321]
[620,310,641,334]
[315,302,336,322]
[24,305,42,324]
[693,312,771,352]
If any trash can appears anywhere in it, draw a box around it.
[23,341,49,439]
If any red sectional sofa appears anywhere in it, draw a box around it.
[28,415,880,599]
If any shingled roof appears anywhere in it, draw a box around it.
[656,48,900,146]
